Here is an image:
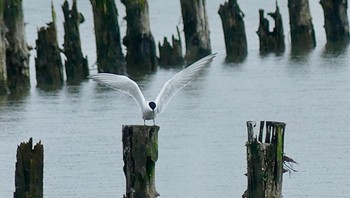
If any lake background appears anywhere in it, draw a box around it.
[1,0,350,197]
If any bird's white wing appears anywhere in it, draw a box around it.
[89,73,146,110]
[155,53,217,114]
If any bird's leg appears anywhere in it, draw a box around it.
[144,119,146,126]
[153,119,155,126]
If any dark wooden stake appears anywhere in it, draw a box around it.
[218,0,248,62]
[288,0,316,51]
[0,1,9,95]
[256,3,285,54]
[242,121,286,198]
[14,138,44,198]
[35,3,64,89]
[90,0,126,74]
[320,0,350,43]
[122,125,160,198]
[180,0,212,63]
[158,26,184,66]
[62,0,89,84]
[121,0,157,75]
[4,0,31,93]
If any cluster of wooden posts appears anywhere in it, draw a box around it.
[1,0,349,95]
[13,121,297,198]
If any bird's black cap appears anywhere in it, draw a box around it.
[149,102,156,110]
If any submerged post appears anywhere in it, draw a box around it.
[14,138,44,198]
[122,125,160,198]
[243,121,286,198]
[158,26,184,66]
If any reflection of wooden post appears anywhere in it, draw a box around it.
[257,3,285,54]
[288,0,316,50]
[35,3,64,89]
[0,0,9,95]
[90,0,126,74]
[320,0,350,43]
[4,0,30,92]
[122,125,160,198]
[121,0,157,74]
[218,0,247,62]
[62,0,89,84]
[180,0,211,63]
[243,121,286,198]
[158,26,184,66]
[14,138,44,198]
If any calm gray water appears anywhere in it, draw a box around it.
[1,0,350,197]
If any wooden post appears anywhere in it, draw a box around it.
[158,26,184,66]
[4,0,31,93]
[90,0,126,74]
[14,138,44,198]
[320,0,350,43]
[180,0,211,63]
[242,121,286,198]
[121,0,157,75]
[288,0,316,51]
[35,3,64,89]
[0,1,9,95]
[122,125,160,198]
[218,0,248,62]
[62,0,89,84]
[257,3,285,54]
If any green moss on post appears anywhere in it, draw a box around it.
[122,125,160,198]
[243,121,286,198]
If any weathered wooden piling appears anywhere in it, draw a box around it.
[218,0,247,62]
[121,0,157,75]
[180,0,211,63]
[320,0,350,43]
[4,0,30,92]
[35,4,64,89]
[14,138,44,198]
[242,121,286,198]
[158,27,184,66]
[0,1,9,95]
[62,0,89,84]
[288,0,316,51]
[90,0,126,74]
[122,125,160,198]
[257,4,285,54]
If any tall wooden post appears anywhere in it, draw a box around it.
[62,0,89,84]
[4,0,30,93]
[122,125,160,198]
[320,0,350,43]
[218,0,247,62]
[257,3,285,54]
[242,121,286,198]
[288,0,316,51]
[90,0,126,74]
[35,3,63,89]
[0,0,9,95]
[14,138,44,198]
[121,0,157,75]
[180,0,211,63]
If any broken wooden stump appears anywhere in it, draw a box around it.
[158,26,184,66]
[62,0,89,84]
[320,0,350,43]
[121,0,157,75]
[4,0,31,93]
[180,0,212,63]
[218,0,247,62]
[91,0,126,74]
[0,1,9,95]
[35,3,64,90]
[14,138,43,198]
[242,121,286,198]
[288,0,316,51]
[257,3,285,54]
[122,125,160,198]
